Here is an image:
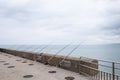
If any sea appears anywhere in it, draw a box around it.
[0,44,120,75]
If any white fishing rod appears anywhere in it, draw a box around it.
[13,43,26,50]
[38,45,50,53]
[17,44,43,53]
[24,45,48,53]
[7,44,22,50]
[22,45,34,51]
[59,41,84,66]
[5,44,19,50]
[37,41,54,53]
[47,42,73,64]
[12,45,18,50]
[5,45,15,50]
[30,45,42,53]
[27,45,39,52]
[32,42,54,62]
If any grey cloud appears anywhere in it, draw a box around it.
[0,4,66,25]
[0,0,120,44]
[101,18,120,35]
[0,5,30,22]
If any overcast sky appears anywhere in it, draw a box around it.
[0,0,120,45]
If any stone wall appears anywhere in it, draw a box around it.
[0,48,98,76]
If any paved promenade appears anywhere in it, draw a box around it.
[0,52,89,80]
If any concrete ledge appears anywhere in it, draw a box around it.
[0,48,98,76]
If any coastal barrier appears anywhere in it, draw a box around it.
[0,48,98,77]
[1,48,120,80]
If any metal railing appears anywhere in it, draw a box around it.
[79,57,120,80]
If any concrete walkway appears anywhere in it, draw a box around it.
[0,52,89,80]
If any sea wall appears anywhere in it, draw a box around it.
[0,48,98,76]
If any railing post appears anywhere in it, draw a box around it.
[112,62,115,80]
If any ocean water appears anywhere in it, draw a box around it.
[0,44,120,74]
[1,44,119,61]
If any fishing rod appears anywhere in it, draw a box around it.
[32,42,54,61]
[6,41,26,50]
[5,44,19,50]
[5,45,19,50]
[10,44,18,50]
[37,41,54,53]
[30,45,42,53]
[33,45,46,53]
[5,45,15,49]
[18,44,45,52]
[47,42,72,64]
[13,43,26,50]
[15,41,33,51]
[14,43,34,52]
[27,45,38,52]
[22,45,34,51]
[11,45,18,50]
[38,45,50,53]
[28,44,54,65]
[59,41,84,66]
[25,45,46,53]
[20,41,52,52]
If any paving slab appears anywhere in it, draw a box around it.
[0,52,89,80]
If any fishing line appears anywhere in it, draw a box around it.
[59,41,85,66]
[47,42,73,64]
